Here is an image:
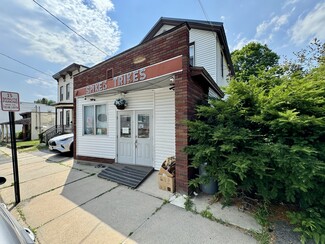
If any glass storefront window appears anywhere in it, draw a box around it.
[84,104,107,135]
[84,105,94,135]
[96,104,107,135]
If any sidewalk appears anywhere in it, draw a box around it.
[0,147,260,244]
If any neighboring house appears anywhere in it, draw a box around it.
[19,110,55,140]
[52,63,88,134]
[73,17,234,194]
[0,103,55,141]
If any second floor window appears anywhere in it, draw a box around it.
[189,42,195,66]
[66,83,70,100]
[221,51,224,78]
[60,86,63,101]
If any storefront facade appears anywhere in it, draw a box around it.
[73,21,231,193]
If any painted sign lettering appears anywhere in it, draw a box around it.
[85,81,108,95]
[113,68,146,87]
[76,55,183,97]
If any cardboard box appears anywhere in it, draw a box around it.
[160,156,175,177]
[159,167,174,178]
[158,173,175,193]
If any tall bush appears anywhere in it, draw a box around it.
[186,62,325,243]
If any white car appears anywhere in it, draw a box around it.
[0,177,35,243]
[48,133,74,154]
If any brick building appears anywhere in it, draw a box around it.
[73,18,234,193]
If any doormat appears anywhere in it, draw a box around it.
[98,164,154,188]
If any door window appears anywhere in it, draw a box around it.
[137,114,149,138]
[120,115,131,138]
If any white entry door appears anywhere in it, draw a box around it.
[135,111,152,166]
[117,112,134,164]
[117,110,153,166]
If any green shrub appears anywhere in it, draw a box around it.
[186,61,325,243]
[16,131,23,139]
[288,207,325,244]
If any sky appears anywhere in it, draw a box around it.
[0,0,324,102]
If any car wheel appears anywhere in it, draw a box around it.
[69,142,74,156]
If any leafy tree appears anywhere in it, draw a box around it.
[283,38,325,77]
[34,97,56,105]
[231,42,279,81]
[186,45,325,243]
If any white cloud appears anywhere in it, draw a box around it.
[291,2,325,44]
[283,0,300,9]
[220,16,225,21]
[0,0,120,66]
[26,76,56,88]
[231,34,261,51]
[256,14,290,38]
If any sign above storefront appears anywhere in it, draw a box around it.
[75,55,183,97]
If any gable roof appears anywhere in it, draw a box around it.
[141,17,234,76]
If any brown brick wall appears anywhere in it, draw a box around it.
[74,24,190,90]
[73,23,209,194]
[175,68,209,194]
[75,155,115,164]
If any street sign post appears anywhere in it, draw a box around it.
[0,91,21,204]
[1,91,20,112]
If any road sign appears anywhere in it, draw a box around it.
[0,91,21,203]
[0,91,20,112]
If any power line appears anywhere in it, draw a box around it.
[32,0,109,57]
[0,52,52,77]
[197,0,211,25]
[197,0,217,38]
[0,66,50,82]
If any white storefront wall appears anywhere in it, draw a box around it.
[76,87,175,169]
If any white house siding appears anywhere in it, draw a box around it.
[76,96,116,159]
[208,87,220,99]
[216,42,229,88]
[154,25,175,36]
[76,90,154,160]
[76,87,175,168]
[31,112,55,140]
[153,87,175,169]
[154,26,229,88]
[189,29,217,81]
[56,67,87,126]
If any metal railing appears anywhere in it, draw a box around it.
[40,125,73,144]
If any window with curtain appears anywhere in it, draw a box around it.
[83,104,107,135]
[96,104,107,135]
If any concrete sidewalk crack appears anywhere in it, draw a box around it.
[122,200,168,243]
[34,185,119,229]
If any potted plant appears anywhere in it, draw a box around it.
[114,98,127,110]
